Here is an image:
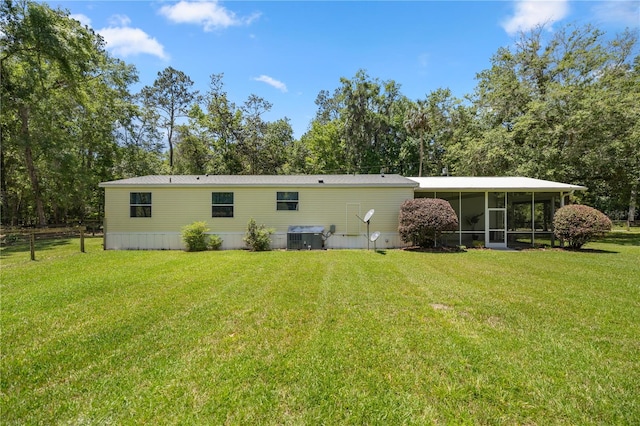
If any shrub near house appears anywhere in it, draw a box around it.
[399,198,459,248]
[553,205,612,249]
[181,221,222,251]
[243,218,274,251]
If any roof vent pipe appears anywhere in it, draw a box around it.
[318,179,324,184]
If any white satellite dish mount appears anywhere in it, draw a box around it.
[370,231,381,251]
[357,209,375,250]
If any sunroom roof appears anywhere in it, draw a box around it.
[408,176,587,192]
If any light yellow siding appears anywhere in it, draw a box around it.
[106,186,412,233]
[104,185,413,249]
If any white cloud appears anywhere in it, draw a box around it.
[159,0,260,31]
[70,13,91,27]
[99,16,168,60]
[502,0,570,35]
[592,1,640,27]
[253,75,288,93]
[108,14,132,27]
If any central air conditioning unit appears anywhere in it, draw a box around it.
[287,225,325,250]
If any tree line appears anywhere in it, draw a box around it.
[1,0,638,227]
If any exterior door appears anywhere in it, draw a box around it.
[486,192,507,248]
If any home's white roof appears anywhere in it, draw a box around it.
[408,176,587,192]
[100,174,417,188]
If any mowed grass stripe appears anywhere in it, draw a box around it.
[1,235,639,424]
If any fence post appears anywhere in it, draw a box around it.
[30,232,35,261]
[80,227,85,253]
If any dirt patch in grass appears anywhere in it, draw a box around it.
[430,303,453,311]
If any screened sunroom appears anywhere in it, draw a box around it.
[408,177,587,249]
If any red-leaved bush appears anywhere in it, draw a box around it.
[553,204,612,249]
[399,198,459,247]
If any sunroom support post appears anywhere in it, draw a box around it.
[531,193,536,247]
[459,192,462,247]
[558,192,566,248]
[550,194,556,248]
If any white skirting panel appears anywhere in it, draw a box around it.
[211,233,246,250]
[323,233,406,250]
[104,232,406,250]
[104,232,242,250]
[104,232,184,250]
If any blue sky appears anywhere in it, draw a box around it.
[54,1,639,139]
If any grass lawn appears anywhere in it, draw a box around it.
[2,232,639,425]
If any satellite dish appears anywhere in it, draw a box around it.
[370,231,381,242]
[363,209,375,223]
[355,208,376,249]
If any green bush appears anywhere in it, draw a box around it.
[398,198,459,248]
[207,234,223,250]
[243,218,274,251]
[554,204,612,249]
[181,221,210,252]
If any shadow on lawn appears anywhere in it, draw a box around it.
[0,238,73,258]
[403,246,466,254]
[564,247,619,254]
[597,232,640,247]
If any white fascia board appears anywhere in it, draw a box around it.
[408,177,587,192]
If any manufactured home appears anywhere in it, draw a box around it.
[99,174,417,250]
[99,174,586,250]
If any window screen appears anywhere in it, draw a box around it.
[212,192,234,217]
[277,192,299,211]
[130,192,152,217]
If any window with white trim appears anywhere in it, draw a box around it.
[212,192,234,217]
[130,192,152,217]
[277,191,299,211]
